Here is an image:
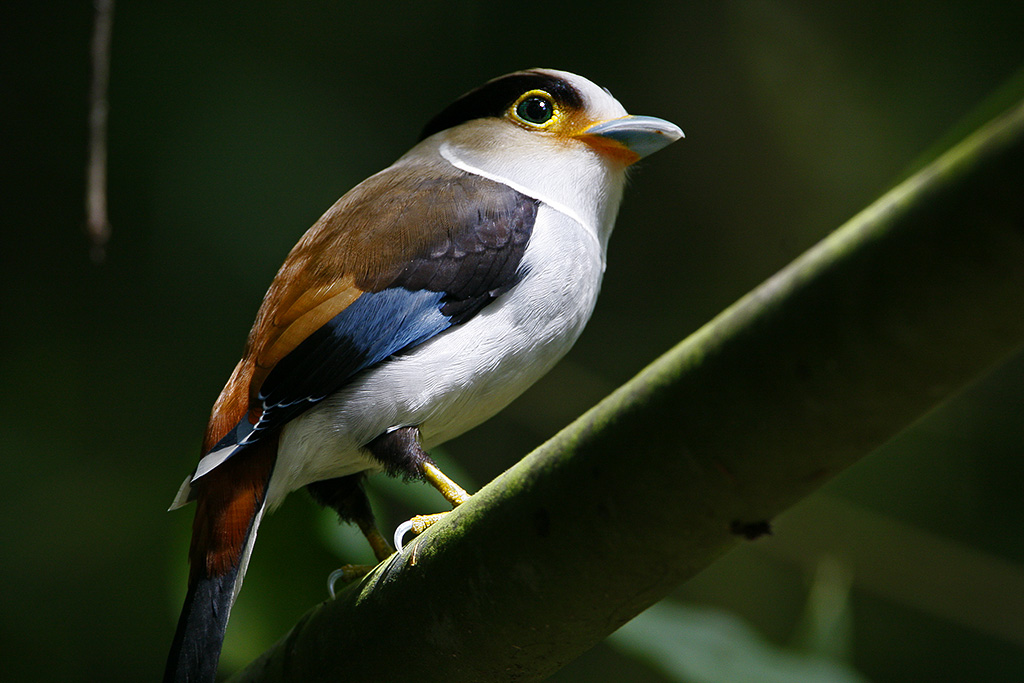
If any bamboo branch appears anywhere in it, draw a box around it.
[230,98,1024,683]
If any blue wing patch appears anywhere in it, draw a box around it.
[226,287,451,445]
[260,288,451,409]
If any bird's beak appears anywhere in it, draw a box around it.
[579,115,684,165]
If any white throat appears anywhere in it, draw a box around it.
[437,141,593,238]
[428,127,627,255]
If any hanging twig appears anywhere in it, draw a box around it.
[87,0,114,263]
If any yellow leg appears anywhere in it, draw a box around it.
[358,519,396,561]
[422,461,471,506]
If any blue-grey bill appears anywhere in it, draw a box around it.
[585,115,684,158]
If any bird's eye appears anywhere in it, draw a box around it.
[512,92,556,127]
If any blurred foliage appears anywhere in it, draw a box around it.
[1,1,1023,681]
[609,562,864,683]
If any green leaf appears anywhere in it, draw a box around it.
[611,601,868,683]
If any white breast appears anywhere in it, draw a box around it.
[268,205,606,507]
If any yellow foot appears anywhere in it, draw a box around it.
[327,564,376,597]
[327,527,395,597]
[393,511,454,551]
[393,460,473,551]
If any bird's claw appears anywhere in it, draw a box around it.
[394,520,415,552]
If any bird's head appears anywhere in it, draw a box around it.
[404,68,683,244]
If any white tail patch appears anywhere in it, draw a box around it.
[192,443,238,481]
[168,474,193,511]
[233,499,267,602]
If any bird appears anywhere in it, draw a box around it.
[163,68,682,683]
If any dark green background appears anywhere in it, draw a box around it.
[3,1,1024,681]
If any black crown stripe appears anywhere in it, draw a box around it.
[419,71,585,141]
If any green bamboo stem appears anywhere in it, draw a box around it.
[231,98,1024,683]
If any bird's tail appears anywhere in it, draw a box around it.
[164,440,275,683]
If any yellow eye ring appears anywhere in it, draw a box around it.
[510,90,560,128]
